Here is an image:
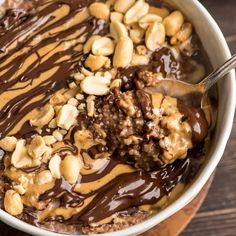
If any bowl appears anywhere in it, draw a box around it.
[0,0,235,235]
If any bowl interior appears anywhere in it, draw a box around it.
[169,0,235,173]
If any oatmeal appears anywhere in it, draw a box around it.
[0,0,214,234]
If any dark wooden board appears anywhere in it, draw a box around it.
[182,116,236,236]
[0,0,235,235]
[143,175,214,236]
[182,1,236,235]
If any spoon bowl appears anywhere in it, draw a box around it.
[145,54,236,107]
[145,80,205,107]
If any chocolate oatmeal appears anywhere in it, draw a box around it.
[0,0,215,234]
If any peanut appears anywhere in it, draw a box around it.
[67,97,79,106]
[104,71,113,80]
[131,54,149,66]
[170,22,192,45]
[110,12,123,22]
[73,72,85,81]
[28,135,47,159]
[136,45,147,55]
[110,79,122,89]
[89,2,110,20]
[75,93,84,100]
[83,35,101,54]
[42,146,53,163]
[163,11,184,36]
[80,75,110,96]
[81,67,94,76]
[129,24,145,44]
[49,154,61,179]
[60,155,81,184]
[114,0,135,13]
[68,81,77,89]
[0,136,17,152]
[13,185,26,195]
[124,0,149,24]
[145,22,165,51]
[49,118,57,129]
[11,140,34,169]
[113,37,133,68]
[53,130,63,141]
[56,104,79,130]
[139,14,162,29]
[86,95,96,117]
[149,6,170,18]
[110,21,128,41]
[85,54,108,71]
[49,93,65,106]
[34,170,53,185]
[4,190,23,216]
[30,104,55,127]
[92,37,115,56]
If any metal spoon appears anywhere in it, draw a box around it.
[145,54,236,107]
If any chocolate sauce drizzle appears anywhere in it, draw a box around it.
[0,0,108,138]
[177,101,208,143]
[37,157,190,225]
[74,158,189,224]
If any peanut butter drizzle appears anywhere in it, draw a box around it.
[74,164,135,194]
[0,0,108,138]
[39,195,96,222]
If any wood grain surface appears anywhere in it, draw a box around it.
[0,1,235,236]
[182,1,236,235]
[142,175,214,236]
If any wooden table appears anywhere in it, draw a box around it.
[182,0,236,235]
[0,0,235,235]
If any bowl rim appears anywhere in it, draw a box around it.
[0,0,235,235]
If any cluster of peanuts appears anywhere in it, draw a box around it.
[0,84,102,216]
[0,77,102,167]
[73,0,193,96]
[2,146,82,216]
[0,58,119,216]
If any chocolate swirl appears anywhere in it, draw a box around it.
[37,157,190,225]
[0,0,108,138]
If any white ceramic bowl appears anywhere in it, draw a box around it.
[0,0,235,235]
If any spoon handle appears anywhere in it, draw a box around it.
[200,54,236,91]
